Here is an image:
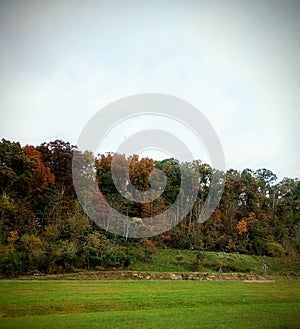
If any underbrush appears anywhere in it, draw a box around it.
[130,248,300,276]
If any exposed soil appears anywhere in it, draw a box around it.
[11,271,300,281]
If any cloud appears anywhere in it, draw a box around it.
[0,0,299,180]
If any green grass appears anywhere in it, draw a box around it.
[131,248,197,272]
[0,280,299,329]
[130,249,300,275]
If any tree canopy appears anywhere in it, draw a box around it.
[0,138,299,276]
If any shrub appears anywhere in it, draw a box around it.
[189,258,202,271]
[267,242,286,257]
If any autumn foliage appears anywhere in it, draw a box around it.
[0,138,299,276]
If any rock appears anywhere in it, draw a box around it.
[207,275,216,281]
[170,273,182,280]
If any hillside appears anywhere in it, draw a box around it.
[1,139,299,277]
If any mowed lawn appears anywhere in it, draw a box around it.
[0,280,299,329]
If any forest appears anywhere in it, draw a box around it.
[0,138,299,276]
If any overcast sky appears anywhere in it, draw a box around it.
[0,0,299,181]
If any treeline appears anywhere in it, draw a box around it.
[0,139,299,276]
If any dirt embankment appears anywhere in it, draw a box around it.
[12,271,299,281]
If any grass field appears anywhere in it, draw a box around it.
[0,280,299,329]
[130,249,300,276]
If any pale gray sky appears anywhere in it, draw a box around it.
[0,0,299,180]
